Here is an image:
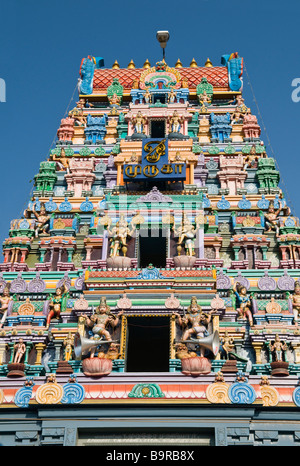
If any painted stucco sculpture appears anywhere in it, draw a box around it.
[0,49,300,446]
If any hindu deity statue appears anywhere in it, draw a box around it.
[291,281,300,323]
[68,98,87,126]
[81,297,123,352]
[168,88,177,104]
[173,214,196,256]
[108,93,121,107]
[264,200,282,237]
[231,106,244,124]
[63,332,74,361]
[235,94,247,112]
[0,285,12,328]
[232,282,253,326]
[198,91,211,108]
[49,147,70,171]
[243,144,260,169]
[108,214,136,257]
[13,338,26,364]
[32,202,50,238]
[46,281,69,328]
[173,296,212,356]
[168,110,184,134]
[270,334,288,362]
[144,89,152,104]
[132,111,147,134]
[220,330,235,359]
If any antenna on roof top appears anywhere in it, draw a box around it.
[156,31,170,60]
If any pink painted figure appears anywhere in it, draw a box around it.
[13,338,26,364]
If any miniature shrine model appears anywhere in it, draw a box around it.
[1,39,300,446]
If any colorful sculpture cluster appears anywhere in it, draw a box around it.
[0,51,300,422]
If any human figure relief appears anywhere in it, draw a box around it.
[108,214,136,257]
[232,282,253,326]
[81,297,123,357]
[264,200,282,237]
[173,214,196,256]
[173,296,212,356]
[32,202,50,238]
[13,338,26,364]
[46,282,68,328]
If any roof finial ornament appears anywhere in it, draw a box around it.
[143,59,151,69]
[127,59,136,69]
[205,58,213,67]
[112,60,120,69]
[175,58,183,68]
[156,30,170,60]
[190,58,198,68]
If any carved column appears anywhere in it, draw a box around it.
[291,342,300,364]
[35,343,46,365]
[252,342,264,365]
[0,342,7,365]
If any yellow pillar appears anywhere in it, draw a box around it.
[253,342,263,365]
[35,343,46,365]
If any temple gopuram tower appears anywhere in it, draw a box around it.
[1,37,300,447]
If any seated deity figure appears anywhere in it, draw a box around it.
[232,282,253,326]
[108,93,121,107]
[49,147,70,171]
[81,297,123,357]
[108,214,136,257]
[173,296,212,356]
[173,214,196,256]
[0,285,12,328]
[231,106,244,124]
[291,281,300,323]
[243,144,260,169]
[264,200,282,237]
[32,202,50,238]
[198,91,211,107]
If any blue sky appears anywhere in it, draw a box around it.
[0,0,299,246]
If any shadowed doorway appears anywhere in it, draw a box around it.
[126,316,170,372]
[139,229,166,268]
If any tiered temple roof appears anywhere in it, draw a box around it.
[0,50,300,446]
